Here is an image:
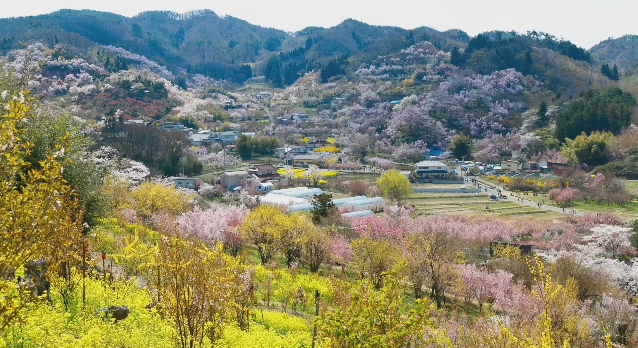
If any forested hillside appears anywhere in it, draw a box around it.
[591,35,638,76]
[0,10,613,91]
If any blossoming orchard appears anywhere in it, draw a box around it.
[1,14,638,348]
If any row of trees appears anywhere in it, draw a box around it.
[101,123,202,176]
[234,134,280,159]
[601,64,620,81]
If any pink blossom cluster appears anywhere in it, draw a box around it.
[531,149,568,164]
[355,64,404,79]
[191,147,242,168]
[175,205,247,244]
[350,206,412,240]
[454,264,539,321]
[392,142,426,163]
[548,188,579,206]
[102,45,173,78]
[46,57,106,75]
[330,234,353,264]
[365,156,397,170]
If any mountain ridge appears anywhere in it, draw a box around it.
[1,9,636,88]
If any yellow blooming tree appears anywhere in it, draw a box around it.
[128,181,195,219]
[0,97,83,329]
[376,169,411,201]
[240,205,288,264]
[499,256,590,348]
[158,237,246,348]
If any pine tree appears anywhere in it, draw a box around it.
[311,193,335,224]
[523,51,532,75]
[612,64,620,81]
[406,31,415,46]
[536,101,548,127]
[601,64,611,79]
[451,47,464,66]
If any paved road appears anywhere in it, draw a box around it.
[465,176,585,217]
[265,106,274,125]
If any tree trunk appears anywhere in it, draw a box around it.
[431,283,441,309]
[413,280,423,299]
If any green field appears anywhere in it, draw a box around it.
[406,187,556,217]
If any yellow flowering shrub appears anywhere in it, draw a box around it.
[1,96,84,329]
[216,323,313,348]
[1,271,174,348]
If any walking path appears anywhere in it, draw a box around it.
[467,176,585,217]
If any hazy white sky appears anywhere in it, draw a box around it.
[1,0,636,48]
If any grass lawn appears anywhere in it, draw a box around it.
[570,200,638,219]
[411,183,468,189]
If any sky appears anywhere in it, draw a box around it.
[1,0,637,48]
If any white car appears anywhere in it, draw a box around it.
[460,186,468,189]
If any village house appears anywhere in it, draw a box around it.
[171,177,197,189]
[425,146,446,159]
[219,171,251,190]
[305,138,331,150]
[248,164,281,181]
[288,146,308,155]
[292,154,326,167]
[522,161,541,173]
[188,132,221,146]
[539,162,572,176]
[500,160,520,174]
[159,122,191,133]
[291,113,310,122]
[414,160,450,178]
[219,131,240,145]
[256,92,271,100]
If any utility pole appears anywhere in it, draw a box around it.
[182,147,185,176]
[82,235,86,307]
[311,290,320,348]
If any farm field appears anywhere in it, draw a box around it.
[476,176,638,219]
[406,183,559,218]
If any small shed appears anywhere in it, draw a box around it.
[258,182,275,192]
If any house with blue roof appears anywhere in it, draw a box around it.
[425,146,446,158]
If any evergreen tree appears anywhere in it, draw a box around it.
[239,64,252,79]
[284,64,299,86]
[450,47,464,66]
[320,57,347,83]
[555,87,636,141]
[601,64,611,79]
[264,56,283,88]
[311,193,335,224]
[612,64,620,81]
[523,51,532,75]
[406,31,415,46]
[175,76,187,90]
[132,23,143,38]
[305,37,313,50]
[451,133,473,160]
[536,101,548,127]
